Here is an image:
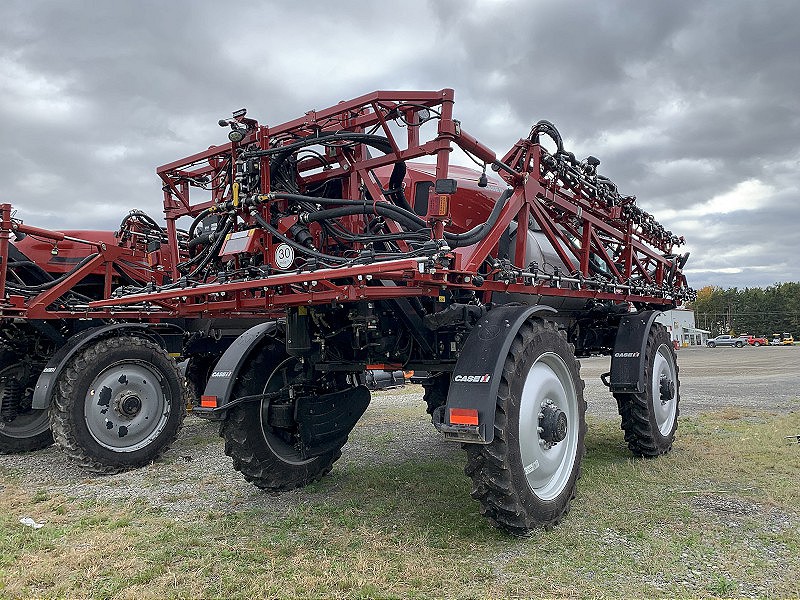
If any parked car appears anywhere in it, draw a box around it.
[771,333,795,346]
[707,335,747,348]
[746,335,769,347]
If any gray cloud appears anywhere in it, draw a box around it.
[1,0,798,289]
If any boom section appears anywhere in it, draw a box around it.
[2,90,692,320]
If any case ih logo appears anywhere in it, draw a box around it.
[211,371,233,378]
[454,374,491,383]
[614,352,640,358]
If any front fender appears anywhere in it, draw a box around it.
[31,323,164,410]
[192,321,279,419]
[436,304,556,444]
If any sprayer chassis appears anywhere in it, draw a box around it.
[0,89,690,533]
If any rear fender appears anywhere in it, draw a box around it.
[31,323,166,410]
[435,304,556,444]
[192,321,279,420]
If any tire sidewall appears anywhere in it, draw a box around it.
[646,328,679,446]
[60,338,184,466]
[506,327,585,521]
[236,340,322,468]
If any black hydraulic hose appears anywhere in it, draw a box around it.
[530,120,564,153]
[444,187,513,247]
[6,260,53,282]
[270,189,511,247]
[387,161,414,213]
[243,132,394,163]
[188,207,214,240]
[254,131,413,212]
[6,253,100,291]
[118,210,164,236]
[243,130,406,217]
[184,219,233,276]
[177,215,233,271]
[303,205,426,233]
[267,193,428,229]
[187,232,211,252]
[250,210,348,264]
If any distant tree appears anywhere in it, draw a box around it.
[688,282,799,338]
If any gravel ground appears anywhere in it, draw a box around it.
[1,345,798,511]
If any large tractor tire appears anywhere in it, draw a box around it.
[464,318,586,535]
[615,323,680,457]
[50,336,186,473]
[220,337,349,491]
[184,353,220,408]
[0,350,53,453]
[422,372,449,416]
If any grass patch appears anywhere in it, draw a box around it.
[1,410,798,598]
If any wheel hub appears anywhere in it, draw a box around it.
[539,399,568,447]
[659,374,675,403]
[117,392,143,418]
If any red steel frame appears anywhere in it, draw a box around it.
[0,89,690,322]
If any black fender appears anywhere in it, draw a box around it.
[607,310,661,394]
[435,304,556,444]
[31,323,168,410]
[193,321,279,419]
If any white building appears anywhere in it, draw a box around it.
[656,309,710,347]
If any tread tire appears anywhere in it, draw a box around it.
[463,318,586,535]
[422,372,450,416]
[0,350,53,453]
[614,323,680,457]
[220,339,343,492]
[51,336,186,474]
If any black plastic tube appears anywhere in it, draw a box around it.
[443,187,513,247]
[6,253,100,291]
[303,205,426,233]
[267,193,428,229]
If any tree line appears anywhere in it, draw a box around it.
[688,282,800,338]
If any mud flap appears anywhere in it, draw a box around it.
[296,385,370,458]
[433,304,556,444]
[608,310,661,393]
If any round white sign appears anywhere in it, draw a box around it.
[274,243,295,269]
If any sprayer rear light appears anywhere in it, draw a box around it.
[449,408,479,426]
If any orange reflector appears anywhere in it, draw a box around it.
[450,408,479,426]
[199,395,218,409]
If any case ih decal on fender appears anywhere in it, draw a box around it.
[614,352,640,358]
[453,374,491,383]
[211,371,234,378]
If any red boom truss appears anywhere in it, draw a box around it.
[0,89,692,321]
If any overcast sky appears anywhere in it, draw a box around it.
[1,0,798,290]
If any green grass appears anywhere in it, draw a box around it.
[1,409,798,598]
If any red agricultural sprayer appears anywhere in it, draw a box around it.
[1,89,692,533]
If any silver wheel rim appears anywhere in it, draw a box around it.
[83,361,171,452]
[652,344,678,435]
[259,357,314,466]
[518,352,578,501]
[0,363,50,439]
